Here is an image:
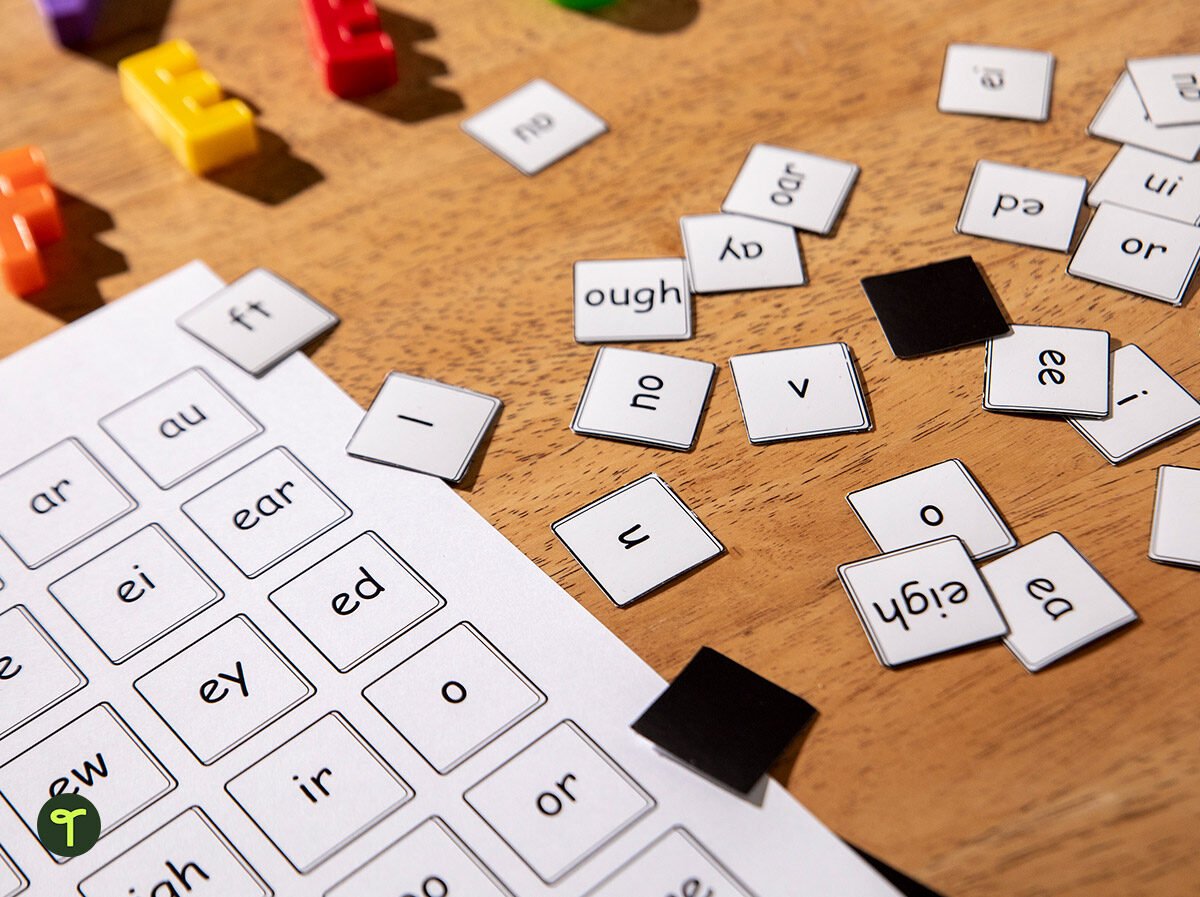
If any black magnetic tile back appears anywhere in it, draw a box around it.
[860,256,1009,358]
[631,646,817,794]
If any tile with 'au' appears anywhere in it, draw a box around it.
[461,79,607,176]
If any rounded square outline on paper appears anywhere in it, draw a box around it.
[132,613,316,766]
[361,620,546,774]
[462,719,657,885]
[47,522,225,665]
[98,367,266,490]
[0,437,138,570]
[223,711,414,875]
[0,603,88,740]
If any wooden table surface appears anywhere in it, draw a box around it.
[2,0,1198,894]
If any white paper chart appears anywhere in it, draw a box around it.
[0,263,899,896]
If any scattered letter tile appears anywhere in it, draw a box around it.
[847,458,1015,559]
[1088,74,1200,162]
[1150,465,1200,568]
[984,324,1111,417]
[552,473,723,607]
[838,536,1008,668]
[729,343,870,444]
[572,347,716,451]
[574,258,692,343]
[1068,202,1200,305]
[346,372,502,482]
[178,269,338,377]
[1088,146,1200,225]
[680,213,806,294]
[957,160,1086,252]
[721,143,859,235]
[461,79,607,176]
[1067,344,1200,464]
[938,44,1054,122]
[1127,55,1200,127]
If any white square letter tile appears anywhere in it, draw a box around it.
[346,372,502,482]
[984,324,1111,417]
[980,532,1136,671]
[1068,202,1200,305]
[1127,55,1200,126]
[462,79,607,176]
[957,160,1086,252]
[574,258,692,343]
[1150,465,1200,568]
[838,537,1008,668]
[721,144,859,235]
[1068,344,1200,464]
[552,473,723,607]
[729,342,870,444]
[1088,146,1200,225]
[572,347,715,451]
[1088,74,1200,162]
[847,458,1015,559]
[178,269,338,377]
[938,44,1054,121]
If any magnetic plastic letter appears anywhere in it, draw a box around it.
[33,0,104,48]
[301,0,398,98]
[0,145,63,297]
[118,40,258,174]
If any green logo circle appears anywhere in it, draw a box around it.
[37,794,101,857]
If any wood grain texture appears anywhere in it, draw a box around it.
[1,0,1198,893]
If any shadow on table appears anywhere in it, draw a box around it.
[452,403,504,493]
[68,0,174,68]
[33,189,127,322]
[204,95,325,206]
[573,0,700,34]
[843,840,946,897]
[353,7,464,124]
